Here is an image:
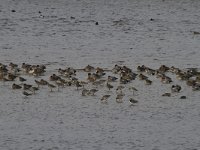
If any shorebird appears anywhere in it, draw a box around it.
[196,76,200,83]
[0,73,4,80]
[161,76,172,84]
[192,84,200,91]
[129,98,138,105]
[47,83,56,92]
[29,87,39,94]
[58,67,76,77]
[101,95,111,103]
[83,65,95,72]
[192,31,200,35]
[112,64,121,74]
[171,85,181,93]
[22,91,32,97]
[2,77,11,82]
[35,79,48,87]
[9,62,18,69]
[35,79,42,87]
[145,68,156,75]
[49,74,61,81]
[88,89,98,96]
[162,93,171,97]
[30,65,46,76]
[122,65,132,73]
[116,85,125,91]
[96,70,106,78]
[40,79,48,85]
[106,82,113,90]
[186,79,196,86]
[158,65,169,73]
[92,79,106,86]
[19,76,26,82]
[21,63,31,74]
[176,73,190,80]
[96,67,105,73]
[75,81,82,90]
[138,74,148,80]
[23,83,32,90]
[180,96,186,99]
[169,66,180,74]
[87,73,96,82]
[116,93,124,103]
[137,65,146,72]
[79,81,88,88]
[129,86,138,95]
[120,77,129,84]
[65,81,72,86]
[0,64,8,74]
[7,73,17,81]
[12,83,22,89]
[55,79,65,91]
[107,75,118,82]
[145,79,152,85]
[82,89,90,96]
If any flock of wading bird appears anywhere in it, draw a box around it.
[1,62,200,104]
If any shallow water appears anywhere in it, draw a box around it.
[1,0,200,149]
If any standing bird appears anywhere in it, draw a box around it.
[23,83,32,90]
[116,85,125,94]
[40,79,48,85]
[92,80,106,86]
[47,83,56,92]
[116,85,125,91]
[35,79,48,87]
[82,89,90,96]
[106,82,113,90]
[87,73,96,82]
[22,91,32,97]
[171,85,181,93]
[83,65,95,72]
[101,95,111,103]
[138,74,148,80]
[129,86,138,96]
[116,94,124,103]
[79,81,88,88]
[161,76,172,84]
[29,87,39,94]
[88,89,98,96]
[108,75,118,82]
[75,81,82,90]
[12,83,22,89]
[35,79,42,87]
[145,79,152,85]
[162,93,171,97]
[19,76,26,82]
[55,79,65,91]
[7,73,17,81]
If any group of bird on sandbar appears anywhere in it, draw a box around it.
[1,62,200,104]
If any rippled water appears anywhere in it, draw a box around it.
[1,0,200,149]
